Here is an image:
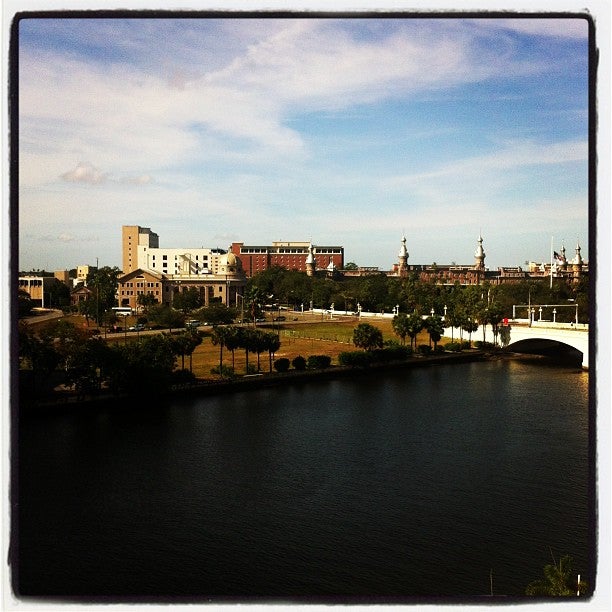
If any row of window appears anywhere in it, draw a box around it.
[120,290,160,296]
[122,281,161,288]
[150,254,210,261]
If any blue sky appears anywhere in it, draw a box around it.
[17,14,590,271]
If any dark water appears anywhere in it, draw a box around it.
[15,360,592,601]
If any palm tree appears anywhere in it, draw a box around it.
[352,322,383,352]
[525,553,587,596]
[211,325,230,375]
[264,332,281,372]
[406,311,424,351]
[224,326,241,372]
[462,318,478,347]
[392,313,410,345]
[425,314,444,350]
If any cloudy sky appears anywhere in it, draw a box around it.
[17,12,590,271]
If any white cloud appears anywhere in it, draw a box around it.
[61,162,108,184]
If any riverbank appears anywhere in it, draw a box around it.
[24,350,489,412]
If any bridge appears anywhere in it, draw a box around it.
[443,320,590,369]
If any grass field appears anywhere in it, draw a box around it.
[27,312,440,381]
[188,318,436,379]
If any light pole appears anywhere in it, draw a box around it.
[236,293,245,323]
[575,303,579,325]
[553,308,557,323]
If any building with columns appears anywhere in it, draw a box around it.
[118,225,246,309]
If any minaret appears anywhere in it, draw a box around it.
[398,235,409,276]
[474,233,486,271]
[572,242,583,282]
[560,244,567,271]
[305,243,316,277]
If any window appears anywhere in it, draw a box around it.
[163,255,167,260]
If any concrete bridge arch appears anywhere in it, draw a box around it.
[443,322,589,368]
[507,324,589,369]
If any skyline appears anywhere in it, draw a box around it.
[16,13,591,272]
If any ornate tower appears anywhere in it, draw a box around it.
[572,242,583,283]
[305,243,316,277]
[398,235,409,276]
[474,234,486,271]
[559,244,567,271]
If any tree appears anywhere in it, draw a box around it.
[392,313,410,345]
[343,262,358,270]
[525,554,587,596]
[196,303,237,325]
[406,312,424,351]
[487,302,504,346]
[264,332,281,372]
[353,322,383,352]
[425,314,444,350]
[18,290,34,317]
[64,337,114,396]
[86,266,121,322]
[48,279,71,311]
[148,304,185,331]
[244,285,266,325]
[172,287,203,315]
[169,332,201,371]
[462,318,479,347]
[136,292,158,313]
[106,335,177,396]
[18,322,60,396]
[499,324,511,348]
[251,329,268,372]
[224,326,241,372]
[211,325,230,375]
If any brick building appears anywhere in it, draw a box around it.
[230,241,344,277]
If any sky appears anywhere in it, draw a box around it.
[15,11,591,272]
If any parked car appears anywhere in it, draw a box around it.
[274,316,286,321]
[129,323,145,331]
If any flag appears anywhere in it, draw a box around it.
[553,251,565,264]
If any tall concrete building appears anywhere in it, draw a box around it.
[122,225,159,274]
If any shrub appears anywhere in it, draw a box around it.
[273,358,290,373]
[172,369,196,385]
[292,355,307,371]
[338,351,373,368]
[418,344,432,355]
[210,364,235,377]
[307,355,332,369]
[474,341,495,350]
[371,345,412,362]
[433,345,445,354]
[444,342,462,352]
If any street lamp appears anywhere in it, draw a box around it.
[235,293,245,322]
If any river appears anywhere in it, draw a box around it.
[15,359,593,602]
